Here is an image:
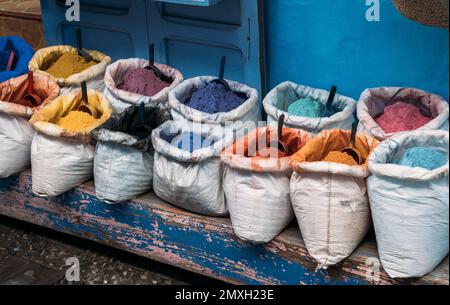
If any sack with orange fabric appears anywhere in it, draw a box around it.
[290,129,379,270]
[29,87,112,197]
[221,126,311,243]
[0,72,59,178]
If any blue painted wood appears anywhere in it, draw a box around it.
[154,0,223,7]
[39,0,264,95]
[0,171,448,285]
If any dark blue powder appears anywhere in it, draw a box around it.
[398,147,447,170]
[172,132,214,153]
[184,82,246,114]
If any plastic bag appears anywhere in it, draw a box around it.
[29,45,111,95]
[29,89,112,197]
[357,87,449,141]
[0,73,59,178]
[221,127,311,243]
[168,76,260,131]
[368,130,449,278]
[152,120,233,216]
[263,82,356,134]
[0,36,34,83]
[290,129,379,269]
[103,58,183,113]
[92,103,171,203]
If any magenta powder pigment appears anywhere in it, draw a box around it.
[118,68,171,97]
[375,102,433,133]
[184,82,246,114]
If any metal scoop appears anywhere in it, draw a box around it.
[23,71,42,106]
[341,120,362,165]
[323,86,337,117]
[14,71,42,107]
[76,28,94,63]
[210,56,231,91]
[145,44,172,83]
[78,81,98,117]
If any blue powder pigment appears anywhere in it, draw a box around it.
[184,82,246,114]
[398,147,447,170]
[287,97,325,118]
[172,132,214,153]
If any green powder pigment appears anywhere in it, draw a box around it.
[287,97,325,118]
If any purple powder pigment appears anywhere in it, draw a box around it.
[118,68,171,97]
[184,82,247,114]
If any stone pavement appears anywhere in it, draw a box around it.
[0,215,223,285]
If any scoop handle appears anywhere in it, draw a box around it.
[27,71,34,94]
[76,28,83,51]
[278,113,285,140]
[219,56,226,81]
[325,86,337,111]
[81,81,88,104]
[149,44,155,67]
[350,120,357,147]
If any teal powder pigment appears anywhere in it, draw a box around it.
[172,132,214,153]
[398,147,447,170]
[287,97,325,118]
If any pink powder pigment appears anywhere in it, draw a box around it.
[375,102,433,133]
[118,68,171,97]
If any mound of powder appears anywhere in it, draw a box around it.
[375,102,433,133]
[172,132,213,153]
[184,82,246,114]
[57,110,98,132]
[398,147,447,170]
[118,68,171,97]
[45,53,96,79]
[323,151,358,166]
[287,97,325,118]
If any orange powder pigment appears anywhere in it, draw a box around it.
[323,151,358,166]
[57,110,98,132]
[45,53,96,79]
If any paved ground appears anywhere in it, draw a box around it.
[0,215,223,285]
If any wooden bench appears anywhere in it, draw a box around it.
[0,170,448,285]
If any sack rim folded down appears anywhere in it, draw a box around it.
[221,126,311,173]
[28,45,112,86]
[103,58,184,106]
[0,73,60,118]
[368,129,449,181]
[168,76,259,124]
[152,120,235,163]
[291,129,379,178]
[357,87,449,140]
[29,89,113,139]
[263,81,357,132]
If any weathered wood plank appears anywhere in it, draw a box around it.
[0,171,448,285]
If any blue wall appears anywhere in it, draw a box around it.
[264,0,449,100]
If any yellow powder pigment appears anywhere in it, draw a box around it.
[323,151,358,166]
[45,53,96,79]
[57,111,98,132]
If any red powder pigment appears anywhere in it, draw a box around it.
[375,102,433,133]
[118,68,171,97]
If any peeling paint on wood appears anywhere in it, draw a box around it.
[0,171,448,285]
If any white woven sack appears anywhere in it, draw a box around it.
[103,58,183,113]
[357,87,449,141]
[368,130,449,278]
[0,113,34,178]
[152,120,233,216]
[94,142,154,204]
[168,76,260,132]
[31,133,95,197]
[263,81,356,134]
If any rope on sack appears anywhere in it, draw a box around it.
[392,0,449,29]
